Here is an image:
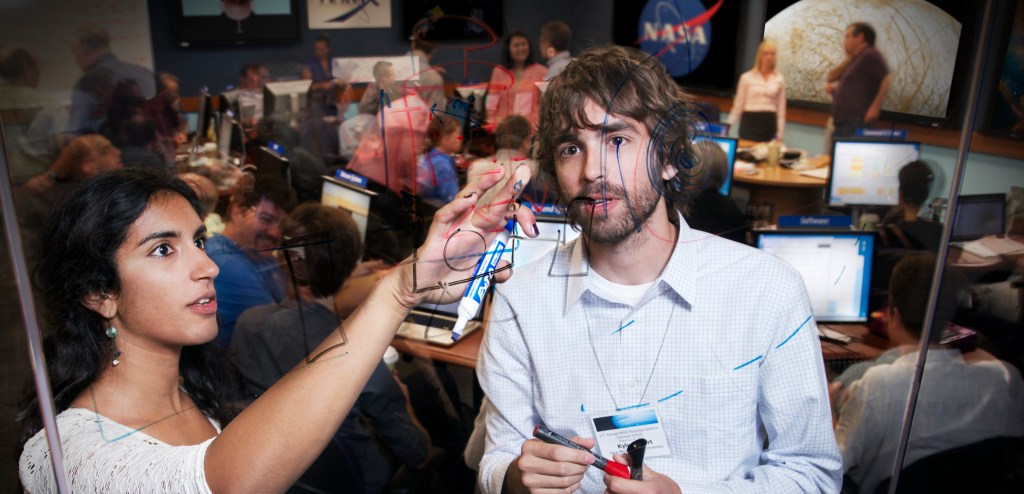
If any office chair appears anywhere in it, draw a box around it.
[288,437,365,494]
[872,436,1024,493]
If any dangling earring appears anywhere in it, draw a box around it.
[105,320,121,366]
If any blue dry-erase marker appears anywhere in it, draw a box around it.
[451,220,517,341]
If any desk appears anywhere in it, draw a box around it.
[820,324,892,361]
[393,323,892,371]
[391,328,482,368]
[732,142,829,222]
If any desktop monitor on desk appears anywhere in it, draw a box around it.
[256,146,291,184]
[320,175,378,256]
[695,135,737,196]
[827,140,920,207]
[951,193,1006,241]
[265,80,312,122]
[757,230,875,323]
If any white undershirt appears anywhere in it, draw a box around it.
[589,270,656,307]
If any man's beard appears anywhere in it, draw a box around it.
[566,182,661,245]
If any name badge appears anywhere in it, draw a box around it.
[590,407,671,458]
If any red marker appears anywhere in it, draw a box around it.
[533,424,631,479]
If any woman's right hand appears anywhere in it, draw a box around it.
[391,162,538,310]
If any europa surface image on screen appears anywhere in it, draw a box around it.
[764,0,966,122]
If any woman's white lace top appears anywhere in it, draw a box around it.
[19,408,220,493]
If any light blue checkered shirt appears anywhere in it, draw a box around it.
[477,215,842,493]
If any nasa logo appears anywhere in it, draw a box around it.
[637,0,717,77]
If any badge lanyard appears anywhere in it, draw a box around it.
[584,303,675,411]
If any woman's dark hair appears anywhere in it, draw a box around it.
[18,168,237,447]
[502,30,536,69]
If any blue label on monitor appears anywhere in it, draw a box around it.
[778,215,853,228]
[267,140,284,155]
[856,128,908,139]
[334,169,369,188]
[522,202,565,217]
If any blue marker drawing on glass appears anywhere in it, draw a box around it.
[451,220,518,341]
[775,314,813,349]
[657,389,684,403]
[733,355,763,371]
[610,319,636,335]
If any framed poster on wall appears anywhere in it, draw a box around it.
[309,0,392,29]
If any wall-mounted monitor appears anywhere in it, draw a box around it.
[827,140,920,207]
[174,0,300,47]
[403,0,504,44]
[985,0,1024,138]
[764,0,974,126]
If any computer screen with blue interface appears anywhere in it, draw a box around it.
[828,140,920,207]
[757,231,875,322]
[695,135,737,196]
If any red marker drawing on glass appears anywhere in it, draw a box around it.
[533,424,631,479]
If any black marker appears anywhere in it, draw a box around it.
[533,424,631,479]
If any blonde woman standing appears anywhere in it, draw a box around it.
[728,39,787,142]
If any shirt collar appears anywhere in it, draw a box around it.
[564,210,699,311]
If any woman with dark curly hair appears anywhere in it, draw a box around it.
[18,166,535,492]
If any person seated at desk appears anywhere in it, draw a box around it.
[236,63,267,127]
[232,203,430,494]
[879,160,942,251]
[340,61,405,161]
[143,72,188,148]
[474,115,541,208]
[727,39,786,142]
[416,116,462,205]
[684,140,748,244]
[205,175,296,348]
[834,253,1024,494]
[0,45,67,185]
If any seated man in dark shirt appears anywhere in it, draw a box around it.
[880,160,942,251]
[232,203,430,494]
[683,140,748,244]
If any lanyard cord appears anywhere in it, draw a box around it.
[584,301,675,411]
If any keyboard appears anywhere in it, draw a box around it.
[960,240,999,258]
[396,311,480,347]
[407,311,457,330]
[818,326,853,344]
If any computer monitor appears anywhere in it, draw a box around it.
[218,112,245,159]
[509,216,582,268]
[321,175,378,251]
[757,230,875,323]
[218,89,240,116]
[256,146,290,184]
[264,80,312,123]
[192,90,215,148]
[828,140,920,207]
[695,135,737,196]
[951,193,1006,241]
